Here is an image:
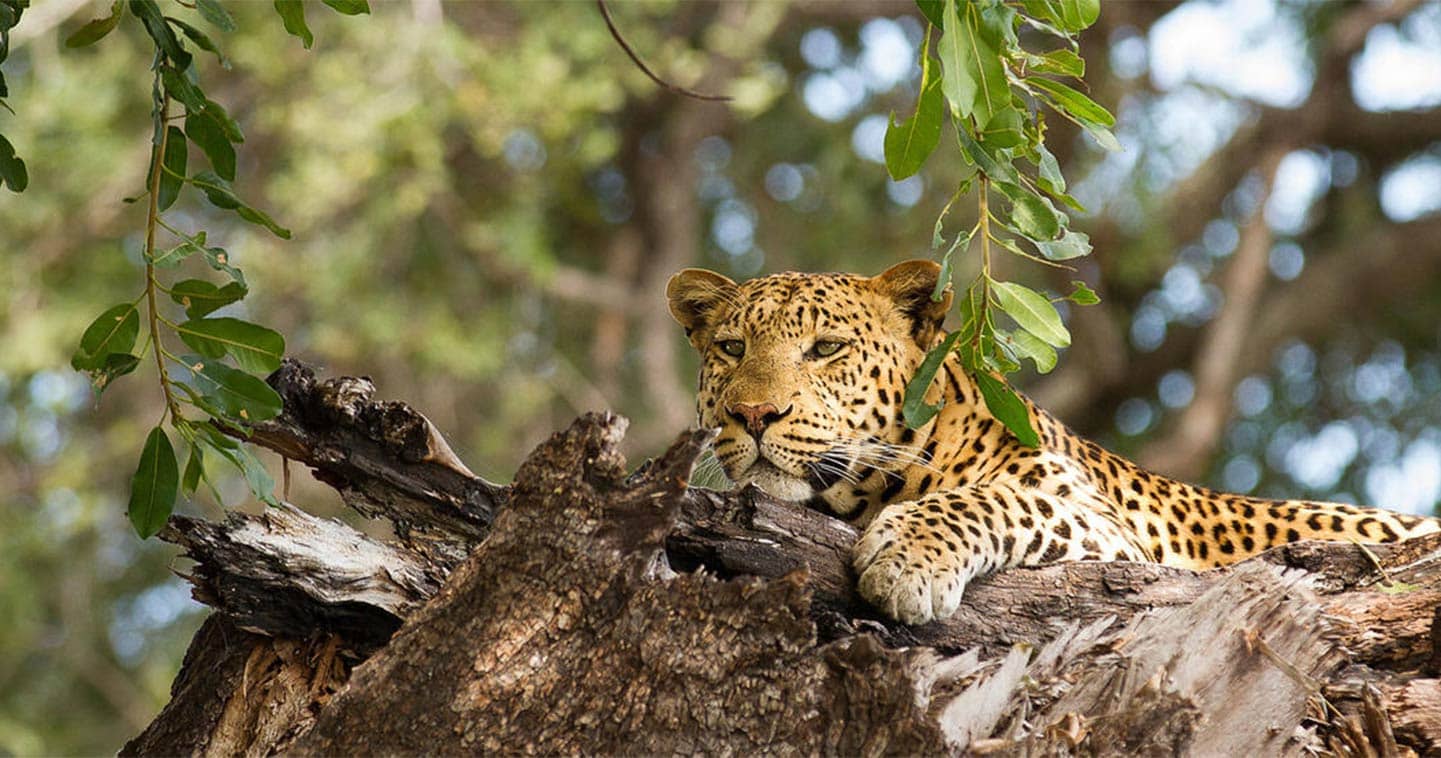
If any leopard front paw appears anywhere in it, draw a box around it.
[852,507,971,625]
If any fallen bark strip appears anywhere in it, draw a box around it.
[135,362,1441,755]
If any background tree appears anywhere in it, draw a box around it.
[0,0,1439,752]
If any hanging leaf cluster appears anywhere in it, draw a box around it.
[60,0,369,538]
[887,0,1115,445]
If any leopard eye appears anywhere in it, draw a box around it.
[717,339,745,358]
[808,340,844,359]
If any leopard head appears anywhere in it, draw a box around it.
[666,260,952,516]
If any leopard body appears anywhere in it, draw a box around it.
[666,260,1439,624]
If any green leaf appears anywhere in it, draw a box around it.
[191,171,292,238]
[979,106,1025,149]
[197,0,236,32]
[129,0,191,68]
[1006,329,1057,373]
[64,1,122,48]
[235,205,292,239]
[1080,122,1121,153]
[1066,280,1100,305]
[203,100,244,143]
[184,356,283,422]
[933,227,971,301]
[939,0,1009,125]
[955,126,1020,185]
[72,303,140,371]
[157,126,186,212]
[0,133,27,193]
[1028,76,1114,126]
[884,36,944,181]
[170,278,247,318]
[273,0,313,48]
[176,317,286,373]
[128,426,179,538]
[903,330,965,428]
[914,0,943,28]
[974,371,1039,446]
[167,16,228,66]
[1035,229,1092,261]
[1065,0,1100,29]
[1027,48,1084,78]
[1000,183,1062,241]
[87,352,141,396]
[181,443,203,498]
[192,423,279,506]
[1035,143,1065,194]
[321,0,369,15]
[993,280,1070,347]
[161,66,207,115]
[186,109,236,180]
[1021,0,1097,33]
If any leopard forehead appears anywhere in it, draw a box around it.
[709,272,897,338]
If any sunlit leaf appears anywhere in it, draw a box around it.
[939,0,1009,124]
[993,280,1070,347]
[1006,329,1057,373]
[128,426,178,538]
[72,303,140,371]
[1026,48,1084,78]
[176,317,286,373]
[979,106,1025,149]
[884,35,943,181]
[1028,76,1114,127]
[1036,229,1092,261]
[914,0,943,28]
[974,371,1039,446]
[1066,280,1100,305]
[1035,144,1065,194]
[1000,183,1062,240]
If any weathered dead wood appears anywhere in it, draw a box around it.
[135,362,1441,756]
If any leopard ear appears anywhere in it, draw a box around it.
[667,268,739,347]
[872,259,953,345]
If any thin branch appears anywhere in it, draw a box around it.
[595,0,732,103]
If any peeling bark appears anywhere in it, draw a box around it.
[128,362,1441,756]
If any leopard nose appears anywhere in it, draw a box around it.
[727,402,792,438]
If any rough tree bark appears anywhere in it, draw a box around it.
[125,361,1441,756]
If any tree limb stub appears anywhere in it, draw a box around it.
[141,362,1441,755]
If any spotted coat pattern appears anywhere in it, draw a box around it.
[667,261,1440,625]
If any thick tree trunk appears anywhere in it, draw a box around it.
[126,361,1441,756]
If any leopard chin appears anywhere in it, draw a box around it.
[736,459,814,502]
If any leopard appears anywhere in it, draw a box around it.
[666,259,1440,625]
